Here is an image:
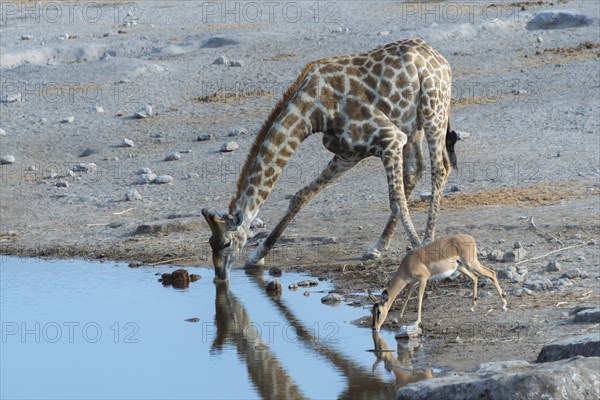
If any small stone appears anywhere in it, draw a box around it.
[524,275,553,291]
[0,155,16,165]
[180,149,192,154]
[268,267,282,277]
[503,248,527,263]
[121,138,135,147]
[574,308,600,323]
[55,180,69,188]
[497,267,516,280]
[514,241,523,249]
[251,218,265,229]
[228,60,244,67]
[21,35,33,40]
[61,116,75,123]
[65,170,75,178]
[395,322,422,338]
[321,236,338,245]
[26,165,36,171]
[220,141,239,152]
[137,167,152,175]
[450,185,460,192]
[378,30,390,36]
[588,239,597,246]
[303,291,310,297]
[546,260,561,272]
[536,36,543,43]
[488,249,505,262]
[79,148,96,157]
[190,274,201,282]
[213,56,228,65]
[185,317,200,323]
[516,266,528,275]
[455,131,471,140]
[135,173,157,184]
[128,261,142,268]
[560,269,581,279]
[134,105,153,119]
[522,288,534,296]
[576,255,586,261]
[512,288,524,297]
[556,279,573,289]
[164,152,181,161]
[420,192,433,201]
[125,188,142,201]
[297,280,319,287]
[321,293,344,305]
[155,175,174,184]
[560,311,569,320]
[266,280,282,295]
[0,128,5,136]
[228,127,248,137]
[93,105,104,113]
[72,163,97,173]
[288,283,298,291]
[183,172,200,179]
[197,133,214,141]
[0,93,21,103]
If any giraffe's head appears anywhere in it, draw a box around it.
[202,208,247,281]
[368,290,390,332]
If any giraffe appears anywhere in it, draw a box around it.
[202,38,457,280]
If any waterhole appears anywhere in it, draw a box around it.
[1,257,437,399]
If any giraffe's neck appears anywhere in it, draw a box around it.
[229,100,313,231]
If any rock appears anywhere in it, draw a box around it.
[303,291,310,297]
[128,261,142,268]
[21,34,33,40]
[61,116,75,123]
[190,274,201,282]
[395,322,423,338]
[26,166,36,171]
[164,152,181,161]
[556,279,573,289]
[297,280,318,287]
[220,141,239,152]
[502,248,527,263]
[516,266,528,276]
[266,280,282,295]
[55,180,69,188]
[560,269,581,279]
[522,287,534,296]
[180,149,192,154]
[0,93,21,103]
[321,236,338,245]
[251,218,265,229]
[526,11,593,30]
[134,105,153,119]
[93,105,104,113]
[512,289,523,297]
[0,128,5,136]
[137,167,152,175]
[120,138,135,147]
[513,241,522,249]
[197,133,214,141]
[201,37,239,48]
[537,334,600,362]
[213,56,228,65]
[268,267,282,277]
[228,127,248,137]
[0,155,16,165]
[574,308,600,324]
[488,249,504,262]
[135,173,157,184]
[161,269,190,288]
[455,131,471,140]
[321,293,344,305]
[396,357,600,400]
[288,283,298,291]
[496,267,516,280]
[536,36,543,43]
[450,185,460,192]
[72,163,97,173]
[183,172,199,179]
[185,317,200,323]
[577,255,586,261]
[419,192,432,201]
[125,188,142,201]
[228,60,244,67]
[155,175,173,184]
[135,219,201,235]
[524,275,553,291]
[79,148,96,157]
[546,260,561,272]
[378,30,390,36]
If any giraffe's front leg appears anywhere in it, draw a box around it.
[363,214,399,260]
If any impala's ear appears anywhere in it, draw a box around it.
[381,290,389,303]
[367,290,379,303]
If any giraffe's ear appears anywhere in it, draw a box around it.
[381,290,389,303]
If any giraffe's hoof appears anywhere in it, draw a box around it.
[502,306,508,312]
[362,249,382,261]
[244,258,265,269]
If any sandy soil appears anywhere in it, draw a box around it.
[1,0,599,372]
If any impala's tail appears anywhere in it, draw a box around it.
[445,117,459,170]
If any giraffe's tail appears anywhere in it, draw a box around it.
[445,118,459,170]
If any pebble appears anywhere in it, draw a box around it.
[228,60,244,67]
[61,116,75,123]
[165,152,181,161]
[137,167,152,175]
[180,149,192,154]
[395,322,422,339]
[378,30,390,36]
[183,172,200,179]
[0,155,16,165]
[450,185,460,192]
[0,93,21,103]
[574,308,600,323]
[420,192,433,201]
[456,131,471,140]
[288,283,298,291]
[522,288,534,296]
[576,255,586,261]
[556,279,573,289]
[297,280,319,287]
[26,166,36,171]
[228,128,248,137]
[524,275,553,291]
[155,175,174,184]
[303,291,310,297]
[125,188,142,201]
[93,105,105,113]
[503,248,527,263]
[0,128,5,136]
[136,173,157,184]
[488,249,505,262]
[134,105,153,119]
[197,133,214,141]
[213,56,228,65]
[251,218,265,229]
[560,269,581,279]
[321,236,338,245]
[514,241,523,249]
[268,267,282,277]
[546,260,561,272]
[266,280,282,295]
[121,138,135,147]
[55,180,69,188]
[536,36,543,43]
[220,141,239,152]
[72,163,97,173]
[516,266,528,275]
[21,35,33,40]
[321,293,343,304]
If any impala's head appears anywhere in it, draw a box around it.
[202,208,247,281]
[368,290,389,332]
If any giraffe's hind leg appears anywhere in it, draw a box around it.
[245,154,362,268]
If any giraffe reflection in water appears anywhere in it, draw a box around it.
[211,272,433,399]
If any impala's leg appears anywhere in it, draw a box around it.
[245,154,362,267]
[364,130,424,259]
[415,275,428,326]
[465,260,508,311]
[398,283,414,321]
[457,265,478,312]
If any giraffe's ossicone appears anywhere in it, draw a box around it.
[203,39,459,281]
